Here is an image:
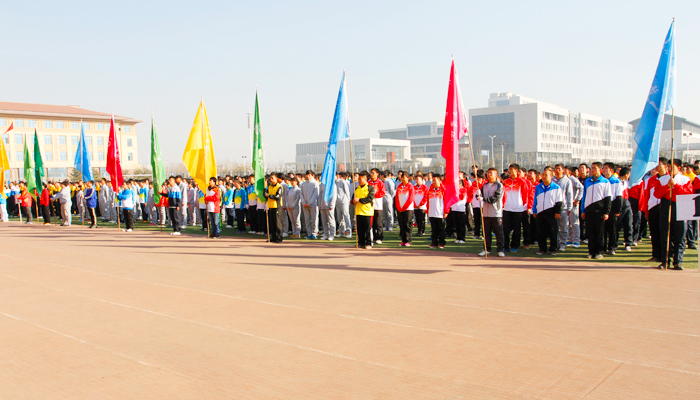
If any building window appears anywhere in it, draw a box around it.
[88,152,93,161]
[72,136,79,145]
[44,135,52,145]
[60,152,67,161]
[86,136,92,145]
[59,135,66,145]
[14,119,24,128]
[124,126,132,133]
[97,137,104,146]
[71,122,80,130]
[43,120,53,129]
[15,135,23,144]
[82,122,90,130]
[56,121,64,129]
[0,118,5,126]
[127,153,133,161]
[96,123,105,130]
[127,138,133,147]
[27,120,36,128]
[2,134,8,144]
[98,152,104,161]
[16,151,23,162]
[45,152,53,161]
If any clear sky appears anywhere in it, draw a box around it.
[2,0,698,167]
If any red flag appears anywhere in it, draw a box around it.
[441,58,468,210]
[4,122,14,134]
[106,115,124,191]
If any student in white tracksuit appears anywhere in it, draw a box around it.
[383,174,395,231]
[98,180,110,221]
[300,172,320,238]
[51,183,73,226]
[285,180,302,237]
[319,182,337,241]
[553,164,573,251]
[335,174,351,236]
[568,168,584,247]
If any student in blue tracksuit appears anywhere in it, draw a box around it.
[581,162,612,259]
[117,182,135,232]
[84,180,98,228]
[167,176,183,235]
[223,181,234,228]
[532,167,563,255]
[233,180,248,233]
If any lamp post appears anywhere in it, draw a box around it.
[499,142,507,172]
[488,135,497,168]
[241,155,248,175]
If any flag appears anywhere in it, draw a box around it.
[320,72,350,203]
[630,20,677,184]
[33,128,44,196]
[252,90,265,202]
[442,58,468,210]
[0,122,12,187]
[150,114,166,204]
[106,115,124,191]
[23,133,36,197]
[182,99,217,192]
[74,120,94,182]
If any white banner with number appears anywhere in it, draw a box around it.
[675,194,700,221]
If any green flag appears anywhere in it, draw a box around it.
[23,133,36,197]
[150,115,166,203]
[252,90,265,202]
[33,129,44,197]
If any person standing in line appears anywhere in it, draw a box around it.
[427,174,447,249]
[117,182,135,232]
[533,168,563,256]
[223,181,234,228]
[616,167,634,252]
[300,170,320,239]
[382,170,395,231]
[448,179,468,244]
[0,185,8,222]
[335,172,352,238]
[654,158,694,270]
[368,168,386,245]
[552,164,573,252]
[395,173,415,246]
[644,162,664,262]
[628,175,646,246]
[468,170,486,240]
[264,173,284,243]
[246,174,258,234]
[522,169,538,249]
[167,177,182,236]
[567,166,584,248]
[39,183,51,225]
[15,181,33,224]
[204,177,221,239]
[232,179,248,233]
[413,174,429,237]
[198,186,208,232]
[581,162,611,260]
[502,163,530,253]
[187,181,197,226]
[353,171,375,249]
[478,168,505,257]
[99,178,110,222]
[285,177,302,238]
[51,180,72,226]
[319,180,337,241]
[84,180,97,228]
[175,176,188,230]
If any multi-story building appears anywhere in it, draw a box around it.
[629,114,700,162]
[379,122,469,163]
[469,92,634,168]
[295,138,411,172]
[1,101,140,181]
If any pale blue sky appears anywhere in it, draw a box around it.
[2,0,698,166]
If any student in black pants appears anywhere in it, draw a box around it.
[352,171,375,249]
[581,162,611,259]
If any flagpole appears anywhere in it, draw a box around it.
[466,116,488,258]
[344,71,358,249]
[665,109,675,270]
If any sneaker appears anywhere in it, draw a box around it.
[225,225,233,228]
[658,263,666,269]
[497,252,505,257]
[375,240,382,244]
[405,243,411,247]
[632,242,638,247]
[439,245,444,249]
[455,240,464,244]
[345,233,352,239]
[478,250,489,257]
[673,264,684,270]
[608,250,616,255]
[523,245,529,250]
[43,223,51,226]
[572,243,580,248]
[321,235,328,241]
[170,232,181,236]
[400,242,405,246]
[429,244,438,249]
[594,254,604,260]
[328,237,334,241]
[388,227,393,231]
[282,233,288,238]
[550,251,557,256]
[584,239,589,244]
[586,254,593,259]
[510,248,518,253]
[566,241,572,246]
[625,246,632,252]
[250,231,256,234]
[536,251,544,255]
[212,236,220,239]
[558,246,566,252]
[311,235,318,240]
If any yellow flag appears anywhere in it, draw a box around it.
[183,100,217,191]
[0,134,9,190]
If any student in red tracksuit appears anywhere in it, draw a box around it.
[15,182,33,224]
[427,175,448,249]
[467,170,485,239]
[654,158,693,269]
[368,168,386,244]
[628,175,646,245]
[40,184,51,225]
[395,174,415,246]
[502,163,531,252]
[643,162,662,262]
[413,175,429,236]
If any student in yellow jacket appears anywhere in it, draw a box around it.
[264,173,285,243]
[353,170,375,249]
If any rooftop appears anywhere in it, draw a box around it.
[0,101,141,124]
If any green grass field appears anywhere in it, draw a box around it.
[10,214,698,269]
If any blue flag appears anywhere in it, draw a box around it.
[74,121,94,181]
[630,20,677,184]
[320,72,350,203]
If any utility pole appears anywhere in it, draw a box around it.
[488,135,496,168]
[499,142,507,172]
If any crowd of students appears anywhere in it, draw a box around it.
[1,158,696,269]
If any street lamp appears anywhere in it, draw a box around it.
[241,155,248,175]
[499,142,507,172]
[488,135,497,168]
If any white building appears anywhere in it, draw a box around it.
[295,138,411,172]
[469,92,634,168]
[630,114,700,162]
[379,122,469,162]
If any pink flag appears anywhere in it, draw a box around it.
[106,115,124,191]
[441,59,468,210]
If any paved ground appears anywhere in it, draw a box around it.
[0,222,698,399]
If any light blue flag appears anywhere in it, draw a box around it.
[320,72,350,203]
[630,20,676,184]
[74,121,94,181]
